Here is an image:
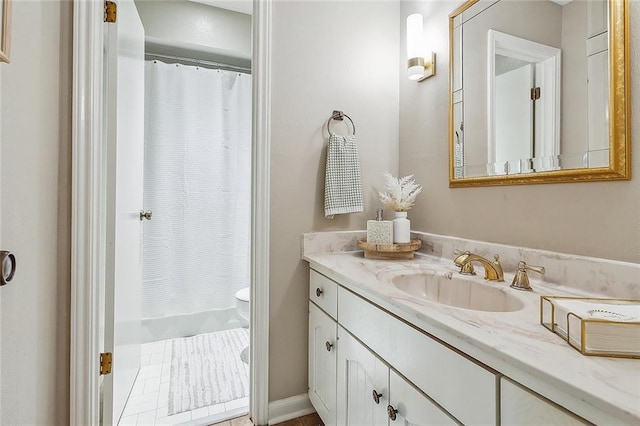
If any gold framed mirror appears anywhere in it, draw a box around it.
[449,0,629,187]
[0,0,11,63]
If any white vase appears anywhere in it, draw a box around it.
[393,211,410,244]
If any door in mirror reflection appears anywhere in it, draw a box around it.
[489,30,561,175]
[494,61,533,175]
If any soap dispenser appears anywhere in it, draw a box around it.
[367,209,394,244]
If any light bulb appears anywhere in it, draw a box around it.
[406,14,423,60]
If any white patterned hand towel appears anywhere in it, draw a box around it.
[324,134,364,218]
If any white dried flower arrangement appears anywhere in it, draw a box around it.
[378,172,423,212]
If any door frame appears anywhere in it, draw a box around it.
[487,30,561,169]
[69,0,272,424]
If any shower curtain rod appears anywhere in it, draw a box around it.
[145,52,252,74]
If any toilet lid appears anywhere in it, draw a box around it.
[235,287,250,302]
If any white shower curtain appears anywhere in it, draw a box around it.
[142,60,251,320]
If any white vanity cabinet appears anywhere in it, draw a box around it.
[309,270,490,424]
[308,270,340,424]
[308,299,338,423]
[336,327,458,425]
[308,269,590,425]
[338,285,497,425]
[501,378,589,425]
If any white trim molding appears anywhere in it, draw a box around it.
[268,394,315,425]
[71,0,272,423]
[487,29,561,173]
[250,0,272,424]
[70,0,105,424]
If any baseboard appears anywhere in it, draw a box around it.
[268,393,316,425]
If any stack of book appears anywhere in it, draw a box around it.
[540,296,640,358]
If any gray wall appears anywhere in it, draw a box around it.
[269,0,399,402]
[0,0,72,423]
[400,0,640,264]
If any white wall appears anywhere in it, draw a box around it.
[135,0,251,67]
[400,0,640,264]
[269,0,400,402]
[0,0,72,423]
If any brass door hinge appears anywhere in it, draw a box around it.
[105,1,117,23]
[530,87,541,100]
[100,352,113,375]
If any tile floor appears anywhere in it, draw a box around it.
[211,413,324,426]
[119,337,249,426]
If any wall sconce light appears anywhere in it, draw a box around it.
[406,13,435,82]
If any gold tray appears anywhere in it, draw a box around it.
[357,238,422,260]
[540,296,640,359]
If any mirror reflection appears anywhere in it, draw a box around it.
[490,29,562,175]
[450,0,616,181]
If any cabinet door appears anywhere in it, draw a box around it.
[388,369,460,426]
[309,302,338,425]
[339,286,497,425]
[501,378,589,425]
[337,326,388,426]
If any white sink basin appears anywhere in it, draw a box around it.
[390,271,524,312]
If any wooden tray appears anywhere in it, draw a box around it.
[357,238,422,260]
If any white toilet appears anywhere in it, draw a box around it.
[235,287,250,322]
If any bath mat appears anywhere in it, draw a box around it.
[168,328,249,415]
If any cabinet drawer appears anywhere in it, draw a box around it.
[310,270,338,319]
[501,378,589,425]
[338,287,498,425]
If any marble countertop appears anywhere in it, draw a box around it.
[303,250,640,425]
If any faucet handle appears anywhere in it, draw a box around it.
[511,261,545,291]
[453,249,470,262]
[522,261,545,275]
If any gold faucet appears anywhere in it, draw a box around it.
[453,250,504,282]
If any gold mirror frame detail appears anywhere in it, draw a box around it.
[0,0,11,63]
[449,0,630,187]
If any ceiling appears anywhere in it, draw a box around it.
[189,0,252,15]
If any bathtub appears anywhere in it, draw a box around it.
[141,306,248,343]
